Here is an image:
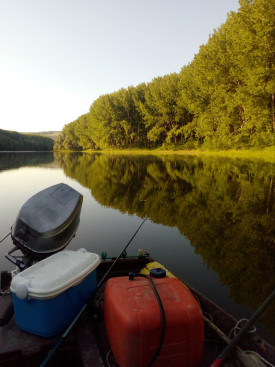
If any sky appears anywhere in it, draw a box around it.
[0,0,240,133]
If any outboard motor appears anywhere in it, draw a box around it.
[6,183,83,270]
[0,183,83,326]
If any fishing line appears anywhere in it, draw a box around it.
[97,215,148,288]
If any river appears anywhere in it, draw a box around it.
[0,151,274,344]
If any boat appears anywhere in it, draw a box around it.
[1,254,275,367]
[0,184,274,367]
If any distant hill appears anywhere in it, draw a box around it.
[0,129,55,151]
[25,131,61,141]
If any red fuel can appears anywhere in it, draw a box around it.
[104,275,204,367]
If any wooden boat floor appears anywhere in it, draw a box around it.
[0,294,82,367]
[0,301,237,367]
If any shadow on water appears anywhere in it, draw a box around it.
[0,152,55,172]
[55,152,275,340]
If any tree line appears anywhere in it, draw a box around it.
[54,0,275,151]
[0,130,54,151]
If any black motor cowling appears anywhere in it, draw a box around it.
[10,183,83,258]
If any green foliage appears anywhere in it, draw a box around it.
[53,115,96,151]
[55,0,275,151]
[138,74,190,145]
[0,129,54,151]
[86,86,147,150]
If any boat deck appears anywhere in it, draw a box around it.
[1,257,274,367]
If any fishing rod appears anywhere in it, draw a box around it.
[40,215,148,367]
[97,215,148,288]
[0,232,11,244]
[210,289,275,367]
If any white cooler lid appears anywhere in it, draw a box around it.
[10,249,101,300]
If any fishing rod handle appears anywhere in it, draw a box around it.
[210,289,275,367]
[209,359,222,367]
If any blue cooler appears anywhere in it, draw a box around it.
[10,249,101,337]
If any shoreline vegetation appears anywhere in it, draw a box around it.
[2,1,274,158]
[82,146,275,163]
[0,129,54,151]
[54,0,275,155]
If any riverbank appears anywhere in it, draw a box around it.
[84,146,275,163]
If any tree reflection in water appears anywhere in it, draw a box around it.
[55,152,275,336]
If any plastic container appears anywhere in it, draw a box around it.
[104,275,204,367]
[10,249,100,337]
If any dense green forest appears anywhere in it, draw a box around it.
[54,152,275,332]
[55,0,275,151]
[0,129,54,151]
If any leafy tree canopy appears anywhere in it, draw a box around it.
[55,0,275,151]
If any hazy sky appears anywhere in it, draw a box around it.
[0,0,240,133]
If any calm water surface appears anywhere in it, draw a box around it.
[0,151,274,344]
